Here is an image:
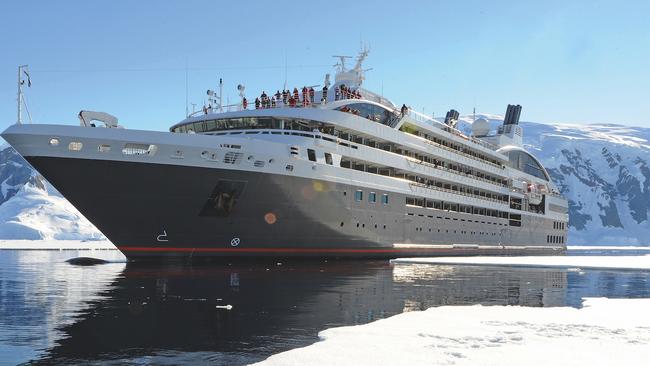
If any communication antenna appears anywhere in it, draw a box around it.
[332,55,352,73]
[16,65,31,125]
[185,59,189,117]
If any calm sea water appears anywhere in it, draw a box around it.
[1,249,649,365]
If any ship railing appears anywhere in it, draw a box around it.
[418,137,503,170]
[190,96,380,117]
[408,182,508,205]
[404,156,508,189]
[406,109,500,152]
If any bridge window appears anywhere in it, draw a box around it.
[505,150,548,181]
[307,149,316,162]
[335,103,398,126]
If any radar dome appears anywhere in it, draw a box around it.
[471,118,490,137]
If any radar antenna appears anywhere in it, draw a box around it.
[332,55,352,73]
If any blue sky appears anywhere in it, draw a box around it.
[1,0,649,131]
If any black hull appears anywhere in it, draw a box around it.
[27,157,563,260]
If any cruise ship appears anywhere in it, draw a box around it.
[2,50,569,259]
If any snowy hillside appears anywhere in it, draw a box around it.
[0,146,103,240]
[2,118,650,244]
[459,115,650,245]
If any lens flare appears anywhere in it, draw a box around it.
[264,212,277,225]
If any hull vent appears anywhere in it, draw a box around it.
[223,152,243,164]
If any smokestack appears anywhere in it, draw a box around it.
[444,109,459,126]
[503,104,522,125]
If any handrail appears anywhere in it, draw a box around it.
[404,156,508,189]
[407,109,500,152]
[408,182,508,205]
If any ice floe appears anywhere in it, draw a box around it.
[253,297,650,366]
[391,255,650,271]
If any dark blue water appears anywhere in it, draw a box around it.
[1,249,649,365]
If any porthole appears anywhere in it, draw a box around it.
[49,138,60,146]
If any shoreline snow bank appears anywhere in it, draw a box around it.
[253,297,650,366]
[390,255,650,271]
[0,240,116,250]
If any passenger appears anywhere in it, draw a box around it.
[400,104,408,116]
[356,90,362,99]
[293,88,299,102]
[271,96,277,108]
[275,90,281,101]
[309,87,315,103]
[242,97,248,110]
[255,97,260,109]
[288,96,296,107]
[334,86,340,100]
[282,89,288,104]
[322,85,328,102]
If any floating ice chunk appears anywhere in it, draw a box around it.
[391,255,650,271]
[252,297,650,366]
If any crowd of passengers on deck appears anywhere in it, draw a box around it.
[239,84,364,110]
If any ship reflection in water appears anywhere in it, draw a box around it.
[2,251,650,365]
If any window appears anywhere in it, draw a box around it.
[335,103,398,126]
[68,141,83,151]
[49,138,59,146]
[324,152,333,165]
[355,190,363,202]
[504,149,548,181]
[307,149,316,162]
[98,144,111,152]
[369,192,376,203]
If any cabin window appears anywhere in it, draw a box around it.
[369,192,376,203]
[49,138,59,146]
[355,190,363,202]
[307,149,316,162]
[98,144,111,152]
[324,152,333,165]
[382,194,389,205]
[68,141,83,151]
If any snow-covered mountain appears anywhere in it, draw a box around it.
[458,115,650,245]
[1,118,650,245]
[0,145,103,240]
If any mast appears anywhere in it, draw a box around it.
[16,65,29,125]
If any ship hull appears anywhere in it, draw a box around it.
[26,156,564,260]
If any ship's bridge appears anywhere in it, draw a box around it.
[497,145,549,181]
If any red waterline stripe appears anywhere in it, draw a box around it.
[116,246,469,253]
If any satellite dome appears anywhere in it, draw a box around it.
[471,118,490,137]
